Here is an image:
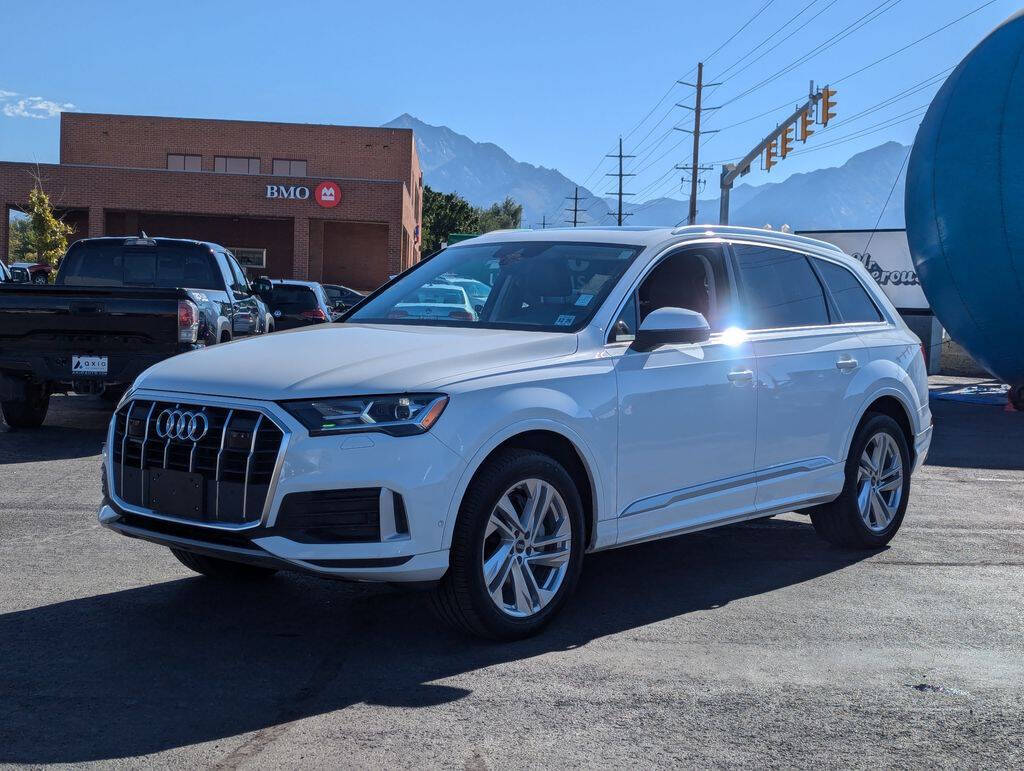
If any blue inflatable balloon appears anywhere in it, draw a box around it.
[906,10,1024,397]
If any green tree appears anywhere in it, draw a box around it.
[24,184,73,267]
[7,216,33,262]
[477,196,523,233]
[421,186,481,254]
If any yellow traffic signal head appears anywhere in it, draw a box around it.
[821,87,837,127]
[780,126,794,158]
[800,109,815,142]
[765,139,777,171]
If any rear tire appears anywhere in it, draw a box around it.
[810,413,911,548]
[431,448,585,641]
[0,383,50,429]
[170,548,278,580]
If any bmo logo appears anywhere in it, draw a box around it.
[265,181,341,208]
[266,184,309,200]
[315,181,341,208]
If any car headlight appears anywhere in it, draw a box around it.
[280,394,448,437]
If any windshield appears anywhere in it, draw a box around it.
[349,240,642,332]
[57,242,221,289]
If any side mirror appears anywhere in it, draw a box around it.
[252,277,273,298]
[632,307,711,352]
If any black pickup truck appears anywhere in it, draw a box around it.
[0,237,274,429]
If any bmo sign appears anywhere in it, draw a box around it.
[266,181,342,208]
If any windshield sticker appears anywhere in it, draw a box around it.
[554,314,576,326]
[574,294,593,307]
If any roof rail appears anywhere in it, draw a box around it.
[670,224,845,253]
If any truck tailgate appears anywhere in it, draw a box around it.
[0,286,184,383]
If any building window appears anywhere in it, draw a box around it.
[167,154,201,171]
[215,156,260,175]
[272,159,307,176]
[229,247,267,270]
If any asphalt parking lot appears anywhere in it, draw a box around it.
[1,380,1022,768]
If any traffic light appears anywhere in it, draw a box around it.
[820,87,837,127]
[800,108,815,142]
[764,139,777,171]
[780,125,794,158]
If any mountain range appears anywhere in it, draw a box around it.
[384,114,908,232]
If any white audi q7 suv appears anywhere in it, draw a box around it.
[99,226,932,639]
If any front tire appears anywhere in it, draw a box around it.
[170,548,278,580]
[810,413,911,548]
[432,449,585,640]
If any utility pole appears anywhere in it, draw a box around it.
[564,186,584,227]
[605,137,635,225]
[675,62,720,225]
[719,81,829,225]
[538,214,548,229]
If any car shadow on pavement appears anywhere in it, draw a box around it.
[0,396,112,464]
[0,517,875,764]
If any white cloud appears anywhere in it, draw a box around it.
[0,91,75,119]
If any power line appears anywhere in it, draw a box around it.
[718,0,904,109]
[714,0,840,87]
[864,146,912,252]
[788,108,927,156]
[624,0,776,152]
[832,0,999,86]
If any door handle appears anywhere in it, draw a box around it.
[727,368,754,383]
[836,357,859,371]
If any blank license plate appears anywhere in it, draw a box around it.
[72,355,108,375]
[148,468,205,519]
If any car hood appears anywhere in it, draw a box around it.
[135,323,578,400]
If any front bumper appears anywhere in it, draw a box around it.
[100,389,466,582]
[99,501,450,581]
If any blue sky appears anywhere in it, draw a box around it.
[0,0,1016,202]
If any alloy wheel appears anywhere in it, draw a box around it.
[481,478,572,618]
[856,431,904,532]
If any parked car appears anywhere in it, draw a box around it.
[98,226,932,640]
[390,282,477,321]
[322,283,364,313]
[9,262,53,284]
[0,237,272,428]
[264,280,337,329]
[441,275,491,312]
[0,261,12,283]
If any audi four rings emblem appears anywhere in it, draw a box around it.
[155,409,209,441]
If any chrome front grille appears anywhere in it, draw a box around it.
[111,398,285,526]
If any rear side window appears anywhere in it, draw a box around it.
[813,258,883,323]
[733,244,829,329]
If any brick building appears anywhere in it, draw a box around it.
[0,113,423,289]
